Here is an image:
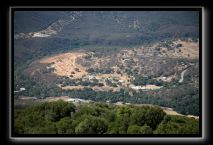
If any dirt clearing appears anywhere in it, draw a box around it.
[40,52,87,78]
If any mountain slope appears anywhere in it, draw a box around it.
[14,11,200,116]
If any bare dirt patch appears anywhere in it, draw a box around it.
[60,85,85,90]
[43,96,70,102]
[159,40,199,59]
[174,40,199,59]
[40,52,87,78]
[163,109,184,116]
[141,84,163,90]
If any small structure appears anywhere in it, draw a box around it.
[46,65,54,70]
[129,84,142,91]
[85,75,96,80]
[14,87,26,93]
[115,101,124,105]
[118,80,125,83]
[20,88,26,91]
[67,98,91,103]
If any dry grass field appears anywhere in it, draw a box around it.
[40,52,87,78]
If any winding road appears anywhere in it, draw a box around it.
[179,69,187,83]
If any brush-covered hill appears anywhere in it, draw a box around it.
[14,11,199,65]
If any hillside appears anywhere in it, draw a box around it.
[15,38,199,116]
[14,10,200,124]
[14,11,199,65]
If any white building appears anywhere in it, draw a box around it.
[85,75,96,80]
[118,80,125,83]
[46,65,54,70]
[129,84,142,90]
[14,87,26,93]
[115,101,124,105]
[20,88,26,91]
[67,98,91,103]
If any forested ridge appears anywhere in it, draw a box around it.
[14,100,199,135]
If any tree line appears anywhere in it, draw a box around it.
[14,100,199,135]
